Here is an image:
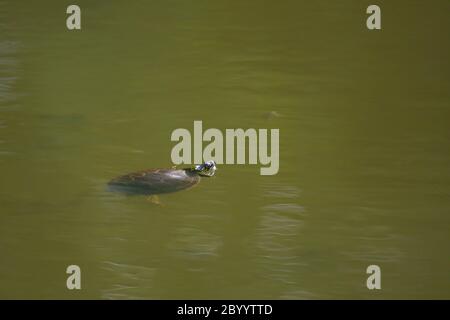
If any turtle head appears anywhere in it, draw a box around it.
[193,160,217,177]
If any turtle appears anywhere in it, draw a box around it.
[108,160,217,203]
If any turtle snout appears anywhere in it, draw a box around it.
[202,160,217,177]
[205,160,216,169]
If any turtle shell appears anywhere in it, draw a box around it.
[108,168,200,195]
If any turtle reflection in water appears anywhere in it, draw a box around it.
[108,160,217,203]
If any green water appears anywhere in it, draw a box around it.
[1,0,449,299]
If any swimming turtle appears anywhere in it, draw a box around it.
[108,160,216,203]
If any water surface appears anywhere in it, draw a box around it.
[0,0,449,299]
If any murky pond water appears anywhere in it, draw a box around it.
[1,0,449,299]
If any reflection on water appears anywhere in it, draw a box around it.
[0,41,19,105]
[254,184,310,298]
[1,0,450,299]
[101,261,156,300]
[168,225,223,260]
